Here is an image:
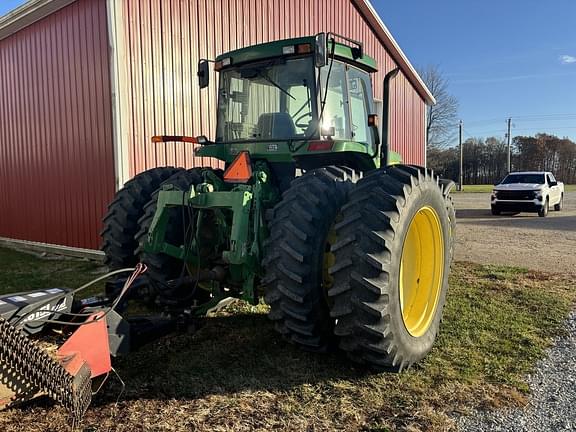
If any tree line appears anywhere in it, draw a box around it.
[427,133,576,184]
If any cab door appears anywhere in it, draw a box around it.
[347,66,376,156]
[547,173,560,204]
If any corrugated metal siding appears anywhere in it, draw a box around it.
[121,0,425,176]
[0,0,114,249]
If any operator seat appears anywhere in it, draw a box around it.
[256,112,296,139]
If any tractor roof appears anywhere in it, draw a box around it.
[215,35,378,72]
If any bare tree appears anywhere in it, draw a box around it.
[418,65,459,149]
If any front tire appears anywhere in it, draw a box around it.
[538,198,549,217]
[329,165,452,370]
[263,167,359,351]
[491,206,501,216]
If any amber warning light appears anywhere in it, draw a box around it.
[151,135,198,143]
[223,151,252,183]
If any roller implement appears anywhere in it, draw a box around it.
[0,33,455,419]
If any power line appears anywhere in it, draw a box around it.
[461,127,478,140]
[460,118,507,127]
[510,113,576,120]
[512,126,576,132]
[453,113,576,130]
[460,125,576,136]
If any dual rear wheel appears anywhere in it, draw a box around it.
[102,164,454,370]
[264,165,454,370]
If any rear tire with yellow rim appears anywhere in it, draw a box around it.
[329,165,453,370]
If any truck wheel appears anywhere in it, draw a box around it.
[101,167,183,269]
[263,167,359,351]
[136,168,222,287]
[538,198,549,217]
[491,206,501,216]
[329,165,452,370]
[554,194,563,211]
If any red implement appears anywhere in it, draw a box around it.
[57,312,112,378]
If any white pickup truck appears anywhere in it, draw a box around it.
[491,171,564,217]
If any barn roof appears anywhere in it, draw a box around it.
[0,0,76,41]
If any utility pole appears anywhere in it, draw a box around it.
[459,120,463,191]
[506,118,512,173]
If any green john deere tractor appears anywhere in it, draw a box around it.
[102,33,456,370]
[0,33,455,420]
[103,33,455,370]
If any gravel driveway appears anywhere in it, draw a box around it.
[453,191,576,431]
[453,191,576,275]
[458,311,576,432]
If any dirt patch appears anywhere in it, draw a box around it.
[453,191,576,275]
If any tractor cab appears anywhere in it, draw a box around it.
[196,34,382,172]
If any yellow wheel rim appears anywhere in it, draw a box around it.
[399,206,444,337]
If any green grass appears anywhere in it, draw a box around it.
[453,184,576,193]
[454,184,495,193]
[0,247,574,431]
[0,247,107,294]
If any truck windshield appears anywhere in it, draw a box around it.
[501,174,545,184]
[216,57,317,143]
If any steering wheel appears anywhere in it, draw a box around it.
[294,112,313,128]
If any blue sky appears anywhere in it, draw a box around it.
[0,1,23,16]
[374,0,576,144]
[2,0,575,143]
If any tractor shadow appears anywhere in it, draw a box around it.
[91,313,379,406]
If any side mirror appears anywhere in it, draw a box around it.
[314,33,327,67]
[550,181,557,187]
[198,60,209,89]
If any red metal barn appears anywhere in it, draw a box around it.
[0,0,434,253]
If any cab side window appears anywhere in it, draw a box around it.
[348,67,375,149]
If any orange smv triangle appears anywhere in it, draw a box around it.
[223,151,252,183]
